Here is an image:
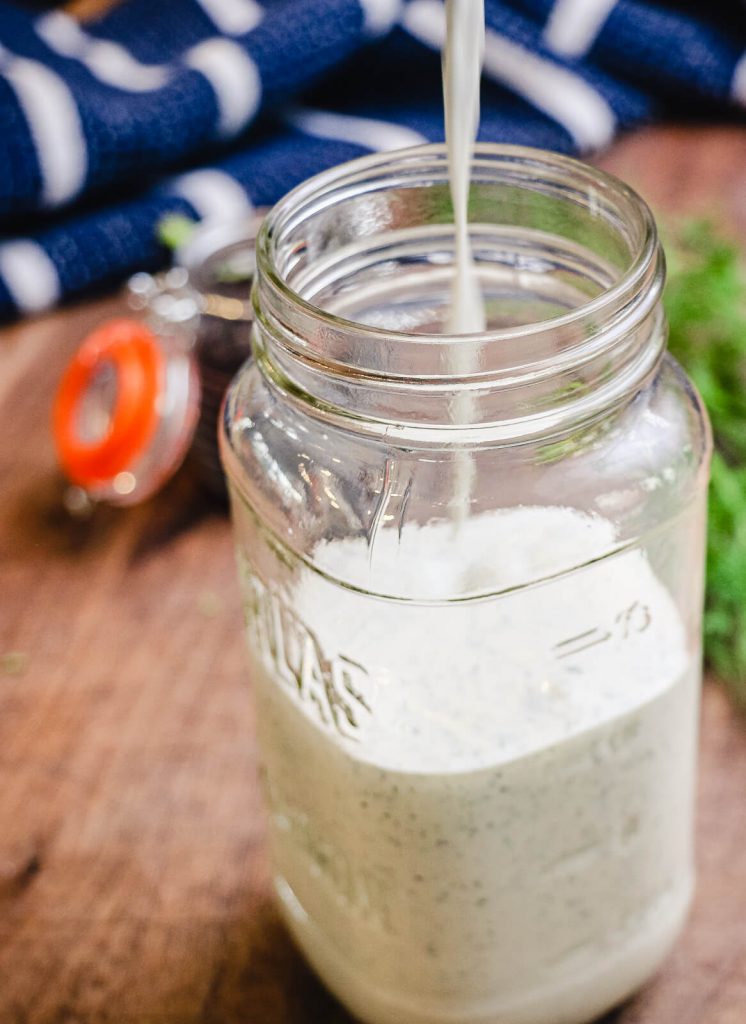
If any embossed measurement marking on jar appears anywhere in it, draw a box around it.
[553,600,652,660]
[264,774,394,933]
[239,557,372,739]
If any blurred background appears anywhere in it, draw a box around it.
[1,1,746,1021]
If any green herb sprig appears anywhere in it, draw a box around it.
[664,220,746,704]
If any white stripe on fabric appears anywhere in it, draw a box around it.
[171,169,254,222]
[543,0,618,59]
[0,240,61,314]
[0,53,87,205]
[36,12,169,92]
[358,0,402,36]
[193,0,263,35]
[288,107,425,152]
[401,0,444,48]
[483,30,616,149]
[732,52,746,105]
[403,1,615,151]
[185,38,262,137]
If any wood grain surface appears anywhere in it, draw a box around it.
[2,125,746,1023]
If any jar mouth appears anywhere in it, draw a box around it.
[253,143,664,439]
[257,142,658,345]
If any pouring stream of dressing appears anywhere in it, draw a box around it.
[443,0,486,522]
[444,0,485,335]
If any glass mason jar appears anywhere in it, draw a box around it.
[220,145,711,1024]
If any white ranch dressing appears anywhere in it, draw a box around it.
[444,0,485,336]
[245,507,698,1024]
[443,0,485,521]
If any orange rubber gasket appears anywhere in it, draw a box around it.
[53,319,164,487]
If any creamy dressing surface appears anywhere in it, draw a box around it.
[239,508,699,1024]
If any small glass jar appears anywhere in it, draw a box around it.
[220,145,711,1024]
[54,217,262,509]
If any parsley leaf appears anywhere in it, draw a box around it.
[664,221,746,705]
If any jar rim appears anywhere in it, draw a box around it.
[250,142,665,441]
[256,142,659,349]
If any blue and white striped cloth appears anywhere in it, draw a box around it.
[0,0,744,320]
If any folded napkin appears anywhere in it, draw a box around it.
[0,0,743,319]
